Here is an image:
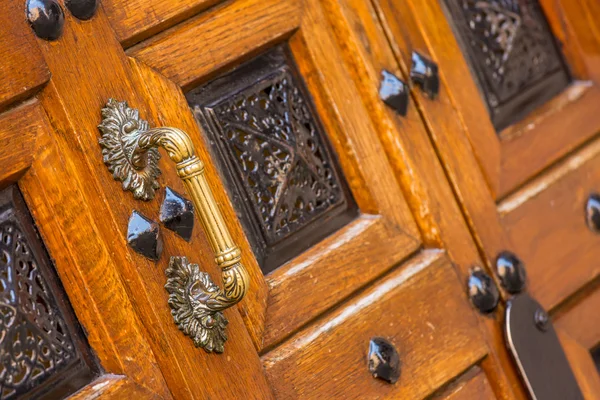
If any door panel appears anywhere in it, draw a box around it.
[0,1,49,112]
[367,0,600,397]
[0,99,172,397]
[24,3,273,399]
[263,251,488,399]
[498,138,600,311]
[375,0,600,199]
[434,368,496,400]
[128,0,421,351]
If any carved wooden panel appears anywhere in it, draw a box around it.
[0,186,97,399]
[444,0,571,130]
[187,46,357,274]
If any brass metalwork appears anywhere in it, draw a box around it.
[98,99,249,353]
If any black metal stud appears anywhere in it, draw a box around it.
[495,251,527,294]
[127,211,163,261]
[367,337,400,384]
[160,187,194,242]
[26,0,65,41]
[410,52,439,99]
[467,267,499,314]
[379,70,409,116]
[585,193,600,233]
[65,0,98,20]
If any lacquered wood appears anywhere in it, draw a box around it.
[103,0,222,47]
[559,330,600,400]
[0,0,49,111]
[319,0,525,398]
[556,283,600,351]
[433,368,496,400]
[128,0,422,352]
[499,136,600,311]
[2,0,596,397]
[26,3,274,398]
[18,98,172,397]
[263,251,488,399]
[129,0,302,90]
[0,101,43,185]
[377,0,600,199]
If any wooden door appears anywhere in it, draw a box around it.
[0,0,504,399]
[365,0,600,397]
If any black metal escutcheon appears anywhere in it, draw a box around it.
[505,293,584,400]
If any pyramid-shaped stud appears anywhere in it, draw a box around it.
[127,211,163,261]
[160,187,194,242]
[379,70,409,116]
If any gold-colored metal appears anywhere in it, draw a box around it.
[98,99,249,353]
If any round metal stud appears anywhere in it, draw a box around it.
[26,0,65,41]
[534,308,549,332]
[65,0,98,20]
[495,251,527,294]
[367,337,400,384]
[467,267,499,314]
[585,193,600,233]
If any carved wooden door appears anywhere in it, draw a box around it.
[1,0,596,399]
[347,0,600,397]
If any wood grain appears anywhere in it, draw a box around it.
[69,376,162,400]
[130,0,422,352]
[263,250,488,399]
[555,283,600,350]
[29,3,274,399]
[19,95,172,398]
[129,0,302,90]
[103,0,222,47]
[432,368,496,400]
[0,100,42,186]
[559,331,600,400]
[0,0,50,111]
[320,0,526,398]
[499,136,600,312]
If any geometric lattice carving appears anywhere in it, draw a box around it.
[0,186,97,399]
[444,0,570,130]
[187,46,357,274]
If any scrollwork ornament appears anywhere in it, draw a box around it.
[165,257,229,353]
[98,99,161,201]
[98,99,249,353]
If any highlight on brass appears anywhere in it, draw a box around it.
[98,99,249,352]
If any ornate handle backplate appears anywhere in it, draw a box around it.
[98,99,249,353]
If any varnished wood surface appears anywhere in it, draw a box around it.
[69,375,162,399]
[556,284,600,350]
[432,368,496,400]
[499,136,600,312]
[103,0,222,47]
[559,331,600,400]
[263,251,488,399]
[27,3,274,398]
[129,0,302,90]
[0,101,43,186]
[129,0,422,353]
[18,98,172,397]
[0,1,50,111]
[318,0,525,398]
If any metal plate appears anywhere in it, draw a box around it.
[505,293,583,400]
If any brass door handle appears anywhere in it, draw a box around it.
[98,99,249,353]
